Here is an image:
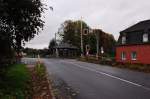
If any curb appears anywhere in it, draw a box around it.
[46,71,56,99]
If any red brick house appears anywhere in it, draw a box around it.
[116,20,150,64]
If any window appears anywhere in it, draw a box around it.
[143,33,148,42]
[83,29,89,35]
[121,52,126,60]
[122,36,126,44]
[131,52,137,60]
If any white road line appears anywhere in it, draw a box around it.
[63,61,150,91]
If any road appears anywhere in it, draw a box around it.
[23,58,150,99]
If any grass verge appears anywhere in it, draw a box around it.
[29,63,52,99]
[79,57,150,73]
[0,64,31,99]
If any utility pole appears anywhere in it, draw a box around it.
[55,33,59,58]
[80,17,84,57]
[55,33,56,43]
[96,32,99,59]
[93,29,100,59]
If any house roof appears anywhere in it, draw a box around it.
[54,43,78,49]
[120,20,150,33]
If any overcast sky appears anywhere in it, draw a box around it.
[25,0,150,49]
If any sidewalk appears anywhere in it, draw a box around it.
[27,64,54,99]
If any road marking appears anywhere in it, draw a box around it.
[63,61,150,91]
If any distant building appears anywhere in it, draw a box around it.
[54,43,79,58]
[116,20,150,64]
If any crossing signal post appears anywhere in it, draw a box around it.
[86,45,90,56]
[80,17,84,57]
[80,18,102,59]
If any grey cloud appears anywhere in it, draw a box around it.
[25,0,150,49]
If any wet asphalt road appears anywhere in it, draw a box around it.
[23,58,150,99]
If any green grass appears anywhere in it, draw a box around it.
[0,64,31,99]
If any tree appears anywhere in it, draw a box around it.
[23,48,39,58]
[99,31,116,57]
[0,0,45,65]
[48,38,57,55]
[58,20,90,51]
[58,20,116,56]
[49,39,57,49]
